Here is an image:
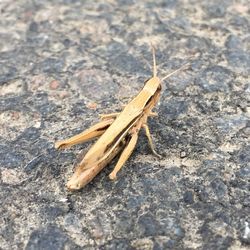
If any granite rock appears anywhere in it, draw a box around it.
[0,0,249,249]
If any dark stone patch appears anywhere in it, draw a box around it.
[31,139,52,156]
[195,98,221,115]
[162,0,179,8]
[62,38,71,48]
[0,144,25,169]
[64,213,82,233]
[197,158,228,182]
[166,17,191,33]
[210,178,228,200]
[70,101,87,116]
[236,166,250,179]
[0,47,38,73]
[110,52,146,75]
[230,16,249,30]
[158,128,183,150]
[186,36,212,52]
[26,34,49,47]
[203,232,234,249]
[34,58,65,74]
[225,35,243,51]
[137,213,159,237]
[225,50,250,74]
[0,219,15,244]
[23,154,44,173]
[117,0,135,6]
[73,69,119,101]
[205,4,227,18]
[165,74,193,92]
[139,175,172,196]
[183,190,194,204]
[14,127,41,143]
[215,115,248,135]
[126,195,145,210]
[25,225,68,250]
[93,40,127,61]
[160,99,188,120]
[232,145,250,166]
[154,238,179,249]
[106,41,127,58]
[0,65,17,84]
[28,93,59,117]
[156,216,185,240]
[64,240,82,250]
[113,210,134,238]
[40,205,67,220]
[0,95,25,112]
[28,22,39,33]
[102,239,131,250]
[197,66,233,92]
[67,59,86,72]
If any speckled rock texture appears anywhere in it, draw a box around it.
[0,0,249,249]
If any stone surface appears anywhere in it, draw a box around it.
[0,0,249,249]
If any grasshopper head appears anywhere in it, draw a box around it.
[143,76,161,95]
[67,165,95,191]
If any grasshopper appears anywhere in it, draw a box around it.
[55,46,189,190]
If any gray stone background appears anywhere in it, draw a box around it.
[0,0,249,249]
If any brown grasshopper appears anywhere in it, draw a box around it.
[55,46,189,190]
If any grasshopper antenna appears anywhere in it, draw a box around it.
[161,61,191,82]
[161,54,199,81]
[151,43,157,77]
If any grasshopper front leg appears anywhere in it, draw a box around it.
[100,111,157,121]
[142,123,161,158]
[99,112,120,120]
[55,118,114,149]
[109,132,138,180]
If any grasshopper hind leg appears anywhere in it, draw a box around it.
[55,118,114,149]
[109,132,138,180]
